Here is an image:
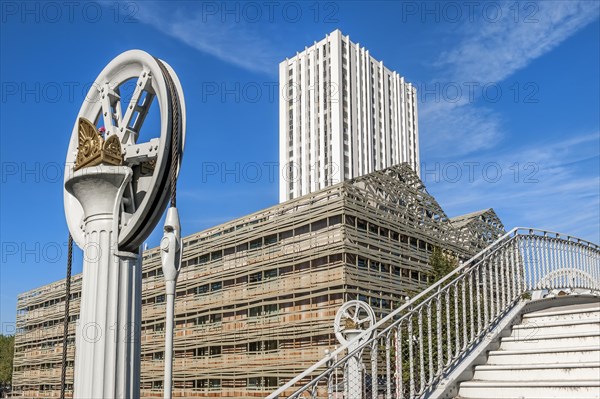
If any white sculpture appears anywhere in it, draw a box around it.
[64,50,185,398]
[333,300,376,399]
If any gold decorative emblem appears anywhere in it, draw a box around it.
[74,118,123,171]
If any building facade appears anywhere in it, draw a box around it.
[279,30,420,202]
[11,165,503,398]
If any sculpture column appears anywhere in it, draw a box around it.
[65,165,140,399]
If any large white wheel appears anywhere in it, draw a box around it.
[334,300,376,345]
[64,50,186,251]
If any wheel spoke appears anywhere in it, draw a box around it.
[99,82,125,140]
[123,138,160,166]
[121,70,154,145]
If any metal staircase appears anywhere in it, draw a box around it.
[266,228,600,399]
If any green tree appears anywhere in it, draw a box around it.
[0,334,14,396]
[429,246,458,283]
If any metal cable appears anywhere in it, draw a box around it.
[154,57,181,208]
[60,235,73,399]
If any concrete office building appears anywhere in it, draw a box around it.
[279,30,420,202]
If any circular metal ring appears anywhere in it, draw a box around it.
[333,300,376,346]
[64,50,185,251]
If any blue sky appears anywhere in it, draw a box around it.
[1,1,598,333]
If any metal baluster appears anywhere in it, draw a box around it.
[504,245,512,304]
[563,239,569,288]
[558,237,565,288]
[542,236,549,288]
[577,242,585,287]
[547,237,554,289]
[505,245,512,304]
[454,284,460,355]
[510,240,518,300]
[584,244,592,289]
[518,236,526,294]
[327,367,334,399]
[522,235,531,291]
[590,245,597,290]
[563,237,576,289]
[532,235,539,290]
[386,334,391,399]
[418,310,425,394]
[527,235,534,292]
[492,258,498,321]
[482,261,489,329]
[395,327,402,399]
[562,239,569,288]
[499,248,506,311]
[445,289,452,364]
[469,271,475,342]
[556,238,567,288]
[576,243,583,288]
[372,340,378,399]
[408,315,415,399]
[591,245,596,289]
[426,303,433,386]
[586,245,593,289]
[461,278,467,349]
[568,241,576,289]
[556,237,564,288]
[532,235,539,289]
[436,295,443,377]
[539,235,545,289]
[593,246,598,289]
[475,269,482,336]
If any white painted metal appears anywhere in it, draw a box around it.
[160,207,182,399]
[267,228,600,399]
[65,165,136,398]
[333,301,376,399]
[333,300,376,346]
[63,50,185,399]
[64,49,186,251]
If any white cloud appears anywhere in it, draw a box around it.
[134,2,279,74]
[436,1,600,83]
[422,0,599,156]
[426,132,600,242]
[420,102,503,155]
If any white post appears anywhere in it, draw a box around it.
[163,293,175,398]
[161,207,182,399]
[65,165,141,399]
[345,331,362,399]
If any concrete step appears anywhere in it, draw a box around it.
[512,320,600,338]
[522,303,600,324]
[499,331,600,351]
[458,380,600,399]
[514,315,599,328]
[472,362,600,382]
[486,346,600,365]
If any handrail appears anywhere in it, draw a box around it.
[267,227,600,399]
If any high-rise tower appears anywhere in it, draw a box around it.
[279,29,420,202]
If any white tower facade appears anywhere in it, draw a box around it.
[279,29,420,202]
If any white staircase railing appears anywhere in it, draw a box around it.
[266,228,600,399]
